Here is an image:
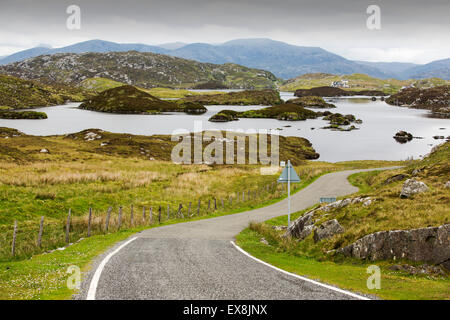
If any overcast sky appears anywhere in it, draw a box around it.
[0,0,449,64]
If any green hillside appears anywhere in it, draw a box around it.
[280,73,450,94]
[0,74,91,109]
[0,51,279,90]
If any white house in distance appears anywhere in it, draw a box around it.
[331,80,349,88]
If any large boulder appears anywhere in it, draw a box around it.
[339,224,450,270]
[400,179,429,198]
[285,211,315,239]
[313,219,344,242]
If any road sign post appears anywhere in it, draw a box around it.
[277,160,300,228]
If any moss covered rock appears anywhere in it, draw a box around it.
[177,101,207,115]
[209,112,238,122]
[288,96,336,108]
[0,111,47,119]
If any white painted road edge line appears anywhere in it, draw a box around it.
[230,240,370,301]
[86,237,138,300]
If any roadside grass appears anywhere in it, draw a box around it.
[0,163,324,300]
[0,158,402,300]
[235,143,450,300]
[0,228,148,300]
[1,159,390,261]
[236,228,450,300]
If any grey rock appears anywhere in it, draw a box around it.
[313,219,344,242]
[285,210,314,238]
[84,131,102,141]
[260,237,269,245]
[389,264,446,276]
[400,179,429,198]
[272,225,287,231]
[39,148,49,153]
[339,224,450,270]
[445,181,450,189]
[383,174,408,185]
[298,225,315,240]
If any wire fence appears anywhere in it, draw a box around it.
[1,180,299,261]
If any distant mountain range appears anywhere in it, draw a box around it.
[0,39,449,80]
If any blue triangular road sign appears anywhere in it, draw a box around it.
[278,162,301,183]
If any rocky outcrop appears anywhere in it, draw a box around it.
[339,224,450,270]
[285,197,373,240]
[383,174,408,185]
[389,264,447,276]
[321,197,373,212]
[313,219,344,242]
[400,179,429,198]
[285,211,315,239]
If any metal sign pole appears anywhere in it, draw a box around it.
[288,160,291,228]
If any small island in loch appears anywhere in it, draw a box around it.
[178,89,283,106]
[386,85,450,117]
[79,85,207,115]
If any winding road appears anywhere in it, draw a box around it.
[76,167,397,300]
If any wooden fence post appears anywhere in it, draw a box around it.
[130,205,134,227]
[229,196,232,206]
[167,204,170,219]
[105,207,112,232]
[242,191,245,202]
[142,206,146,224]
[214,198,217,210]
[221,198,224,209]
[118,206,123,229]
[188,202,191,218]
[197,199,201,216]
[177,204,184,219]
[158,206,162,223]
[65,209,71,243]
[37,216,44,247]
[11,220,17,256]
[208,200,211,211]
[149,207,153,224]
[87,208,92,237]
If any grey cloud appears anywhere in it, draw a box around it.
[0,0,449,62]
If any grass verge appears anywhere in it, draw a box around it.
[236,228,449,300]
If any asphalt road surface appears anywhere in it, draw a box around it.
[77,167,398,300]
